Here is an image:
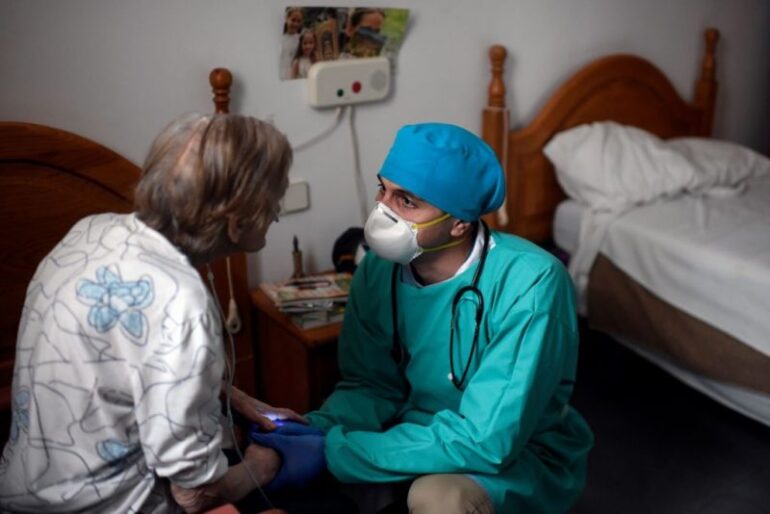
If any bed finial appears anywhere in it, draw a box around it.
[694,28,719,136]
[704,28,719,66]
[209,68,233,114]
[487,45,507,109]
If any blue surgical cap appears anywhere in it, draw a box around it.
[379,123,505,221]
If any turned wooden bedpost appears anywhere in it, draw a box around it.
[694,28,719,137]
[482,45,508,230]
[205,67,259,396]
[210,68,233,114]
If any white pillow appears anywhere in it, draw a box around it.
[668,137,770,193]
[543,121,696,211]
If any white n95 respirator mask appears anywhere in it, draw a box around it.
[363,202,457,265]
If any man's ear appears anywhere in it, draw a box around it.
[449,219,474,238]
[227,215,243,245]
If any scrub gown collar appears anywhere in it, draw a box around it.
[401,223,495,288]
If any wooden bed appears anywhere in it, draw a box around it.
[0,69,257,444]
[481,29,718,241]
[480,27,770,425]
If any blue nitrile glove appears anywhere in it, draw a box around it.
[271,420,325,437]
[248,429,326,492]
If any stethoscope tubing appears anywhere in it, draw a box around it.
[390,220,491,390]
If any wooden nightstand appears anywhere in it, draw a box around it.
[249,287,342,413]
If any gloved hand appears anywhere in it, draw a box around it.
[270,420,325,437]
[228,385,308,431]
[248,425,326,493]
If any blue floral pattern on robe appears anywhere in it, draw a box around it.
[0,214,227,512]
[76,266,154,345]
[9,389,30,445]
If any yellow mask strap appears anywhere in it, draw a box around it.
[410,212,459,253]
[422,238,465,253]
[410,212,451,230]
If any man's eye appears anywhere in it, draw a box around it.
[401,196,414,208]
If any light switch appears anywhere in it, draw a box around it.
[280,180,310,214]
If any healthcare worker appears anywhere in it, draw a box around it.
[305,123,594,513]
[0,113,324,513]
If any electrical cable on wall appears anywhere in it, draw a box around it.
[290,102,369,225]
[292,105,346,152]
[348,105,369,225]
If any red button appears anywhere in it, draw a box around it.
[352,81,362,93]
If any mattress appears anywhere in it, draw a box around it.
[554,174,770,357]
[611,331,770,428]
[600,175,770,357]
[588,258,770,427]
[588,255,770,394]
[552,182,770,426]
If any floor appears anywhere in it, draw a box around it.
[569,327,770,514]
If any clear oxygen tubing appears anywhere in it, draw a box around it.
[206,264,275,509]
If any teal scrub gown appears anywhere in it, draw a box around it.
[307,231,594,513]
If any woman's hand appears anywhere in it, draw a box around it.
[228,385,308,431]
[170,445,281,513]
[244,444,282,486]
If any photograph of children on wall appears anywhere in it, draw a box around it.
[278,6,409,80]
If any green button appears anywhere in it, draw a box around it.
[337,89,344,97]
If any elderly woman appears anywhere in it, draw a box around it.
[0,113,307,513]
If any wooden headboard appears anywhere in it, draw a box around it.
[481,28,719,244]
[0,69,256,442]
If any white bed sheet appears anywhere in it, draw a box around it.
[600,174,770,357]
[555,177,770,357]
[553,181,770,427]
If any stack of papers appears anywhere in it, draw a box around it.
[259,272,352,329]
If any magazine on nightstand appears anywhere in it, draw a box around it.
[286,305,346,329]
[259,272,352,329]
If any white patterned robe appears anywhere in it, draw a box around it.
[0,213,228,513]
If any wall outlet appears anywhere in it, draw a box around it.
[307,57,390,108]
[280,180,310,214]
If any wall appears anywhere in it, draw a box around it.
[2,0,768,284]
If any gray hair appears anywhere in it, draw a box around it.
[134,112,292,261]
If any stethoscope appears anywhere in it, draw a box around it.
[390,220,491,391]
